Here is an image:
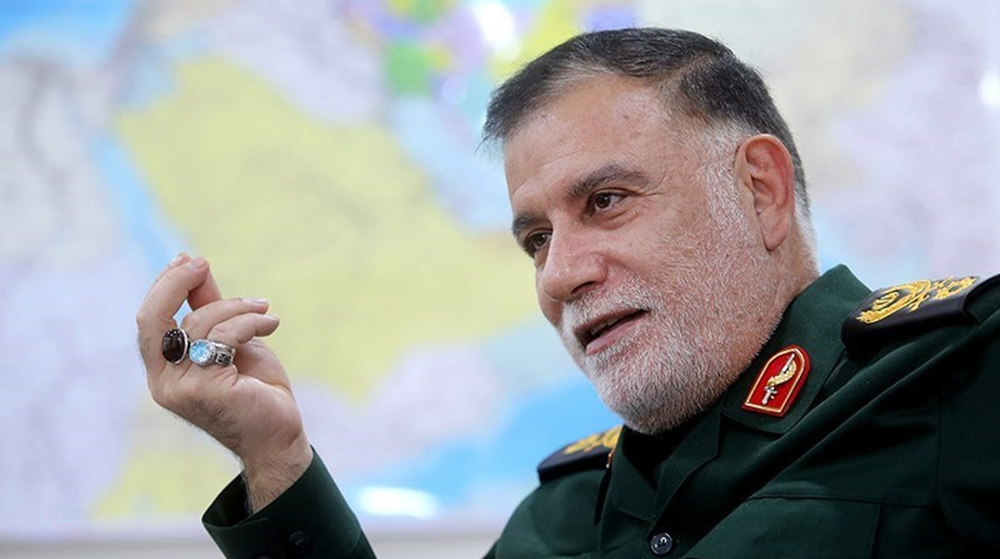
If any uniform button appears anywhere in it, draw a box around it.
[650,532,674,555]
[288,530,312,555]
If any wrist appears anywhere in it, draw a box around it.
[241,436,313,513]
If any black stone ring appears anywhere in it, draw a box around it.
[161,328,190,365]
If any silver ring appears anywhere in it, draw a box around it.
[188,339,237,367]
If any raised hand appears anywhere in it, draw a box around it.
[136,253,313,511]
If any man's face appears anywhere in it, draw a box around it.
[504,75,777,433]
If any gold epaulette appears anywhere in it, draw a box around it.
[537,426,621,482]
[841,273,1000,349]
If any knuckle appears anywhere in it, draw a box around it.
[179,313,198,332]
[161,266,185,283]
[137,331,163,367]
[135,310,153,329]
[150,389,169,410]
[208,322,235,341]
[148,379,171,409]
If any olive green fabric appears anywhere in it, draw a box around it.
[204,266,1000,558]
[203,452,376,559]
[492,265,1000,558]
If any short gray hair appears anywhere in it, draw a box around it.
[483,28,811,221]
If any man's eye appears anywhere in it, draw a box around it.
[524,231,550,255]
[590,191,623,211]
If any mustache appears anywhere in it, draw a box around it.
[559,280,658,334]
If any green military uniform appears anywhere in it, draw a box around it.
[203,266,1000,558]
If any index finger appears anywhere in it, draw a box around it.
[189,261,223,310]
[135,256,215,365]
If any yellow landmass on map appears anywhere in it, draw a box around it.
[643,0,911,197]
[492,0,582,80]
[93,446,234,517]
[117,59,536,400]
[95,399,238,518]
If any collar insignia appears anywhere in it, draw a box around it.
[742,345,811,417]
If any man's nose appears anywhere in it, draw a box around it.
[537,231,607,303]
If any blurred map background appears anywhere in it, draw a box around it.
[2,0,1000,542]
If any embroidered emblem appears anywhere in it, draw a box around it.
[537,425,622,482]
[856,276,978,324]
[742,345,811,417]
[563,425,622,455]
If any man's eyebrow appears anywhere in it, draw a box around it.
[511,164,649,239]
[511,212,541,240]
[567,163,649,201]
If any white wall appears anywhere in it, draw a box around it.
[3,531,498,559]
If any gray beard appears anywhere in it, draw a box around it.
[572,273,765,434]
[560,203,778,434]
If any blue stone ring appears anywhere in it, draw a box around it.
[188,339,237,367]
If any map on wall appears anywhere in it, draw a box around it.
[3,0,999,540]
[1,0,629,538]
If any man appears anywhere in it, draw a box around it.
[136,28,1000,558]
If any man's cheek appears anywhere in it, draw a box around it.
[537,297,562,329]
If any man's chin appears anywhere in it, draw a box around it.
[590,380,663,433]
[619,408,697,435]
[590,374,715,435]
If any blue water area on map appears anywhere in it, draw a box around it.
[811,205,923,288]
[352,377,617,509]
[93,135,186,277]
[119,49,181,110]
[0,0,137,63]
[391,97,512,232]
[584,5,636,30]
[481,318,581,398]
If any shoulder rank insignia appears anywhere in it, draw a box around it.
[841,274,999,349]
[537,426,621,482]
[742,345,811,417]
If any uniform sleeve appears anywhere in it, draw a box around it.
[938,303,1000,551]
[203,451,376,559]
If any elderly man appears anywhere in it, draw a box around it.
[137,28,1000,558]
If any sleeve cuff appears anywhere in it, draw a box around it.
[203,450,374,558]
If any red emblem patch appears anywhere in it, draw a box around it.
[742,345,811,417]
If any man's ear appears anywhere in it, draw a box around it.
[733,134,796,251]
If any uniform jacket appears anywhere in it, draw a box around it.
[203,265,1000,558]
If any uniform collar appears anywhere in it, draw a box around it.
[721,265,871,434]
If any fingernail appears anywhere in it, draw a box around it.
[245,298,269,306]
[170,253,189,267]
[186,256,207,269]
